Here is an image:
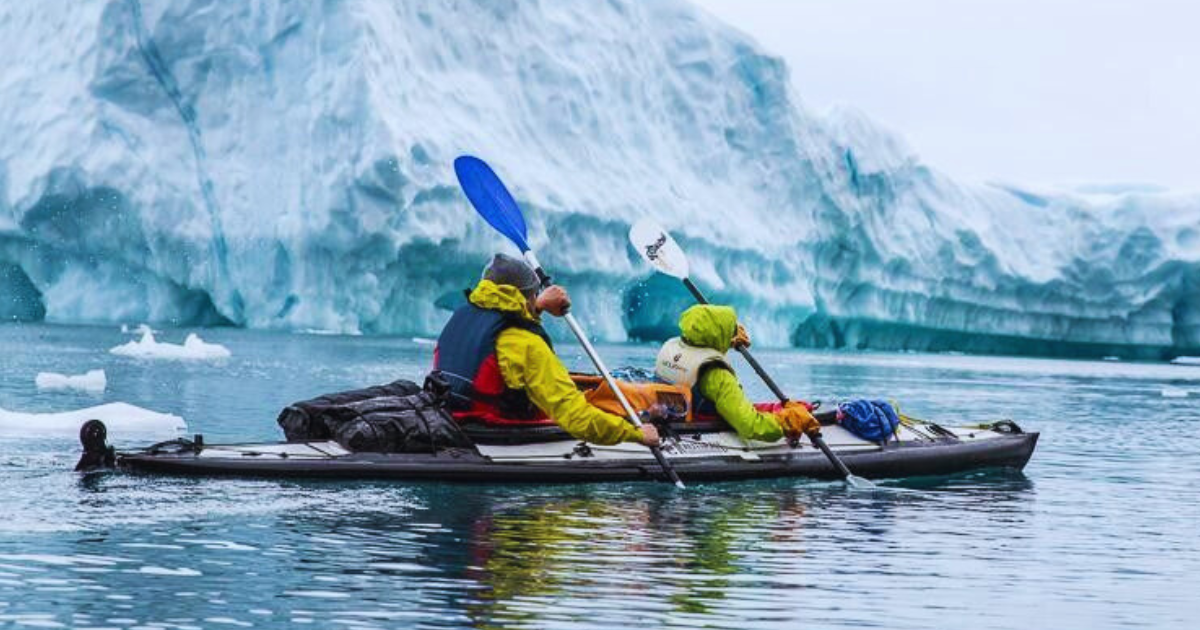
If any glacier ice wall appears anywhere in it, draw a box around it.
[0,0,1197,359]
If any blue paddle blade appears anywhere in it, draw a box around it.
[454,155,530,252]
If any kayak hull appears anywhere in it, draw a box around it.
[112,431,1038,483]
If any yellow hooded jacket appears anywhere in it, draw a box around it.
[467,280,645,446]
[679,304,785,443]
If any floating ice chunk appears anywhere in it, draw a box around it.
[1171,356,1200,366]
[299,327,362,336]
[110,329,231,361]
[35,369,107,393]
[0,402,187,438]
[1161,387,1189,398]
[411,336,437,346]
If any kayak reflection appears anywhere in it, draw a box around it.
[460,485,866,625]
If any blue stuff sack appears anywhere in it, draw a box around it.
[836,400,901,444]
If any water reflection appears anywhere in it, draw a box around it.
[0,459,1066,628]
[11,439,1037,627]
[245,476,1030,628]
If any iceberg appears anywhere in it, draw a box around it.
[109,328,231,361]
[0,0,1197,359]
[35,369,108,393]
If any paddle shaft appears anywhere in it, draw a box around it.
[678,278,856,480]
[527,252,685,489]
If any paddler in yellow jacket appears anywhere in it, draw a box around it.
[655,304,819,442]
[434,254,660,447]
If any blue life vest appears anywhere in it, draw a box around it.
[432,303,553,424]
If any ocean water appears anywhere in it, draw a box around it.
[1,322,1198,629]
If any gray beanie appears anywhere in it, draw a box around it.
[482,253,540,297]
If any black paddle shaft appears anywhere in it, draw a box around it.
[649,443,684,486]
[681,278,789,402]
[810,434,854,478]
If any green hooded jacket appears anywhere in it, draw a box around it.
[679,305,785,443]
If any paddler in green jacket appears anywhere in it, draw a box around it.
[654,304,820,442]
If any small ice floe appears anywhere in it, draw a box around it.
[411,336,437,346]
[300,327,362,336]
[110,328,231,361]
[1161,387,1189,398]
[1171,356,1200,366]
[35,369,107,393]
[0,402,186,438]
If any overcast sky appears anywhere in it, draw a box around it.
[690,0,1199,191]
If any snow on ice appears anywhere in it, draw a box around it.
[110,328,231,361]
[0,402,186,438]
[35,369,107,393]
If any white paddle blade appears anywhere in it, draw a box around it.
[629,219,690,279]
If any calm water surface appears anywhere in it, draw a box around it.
[2,323,1198,629]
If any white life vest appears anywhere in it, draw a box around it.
[654,337,732,388]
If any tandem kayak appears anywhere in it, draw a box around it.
[77,415,1038,483]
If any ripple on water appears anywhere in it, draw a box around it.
[138,566,202,577]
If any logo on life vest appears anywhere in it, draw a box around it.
[659,352,688,381]
[644,233,667,261]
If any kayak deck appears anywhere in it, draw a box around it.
[109,423,1038,483]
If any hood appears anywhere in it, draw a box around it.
[679,304,737,353]
[468,279,537,320]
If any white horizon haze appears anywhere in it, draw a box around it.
[691,0,1200,192]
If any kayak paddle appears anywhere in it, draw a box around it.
[629,219,874,488]
[454,156,686,489]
